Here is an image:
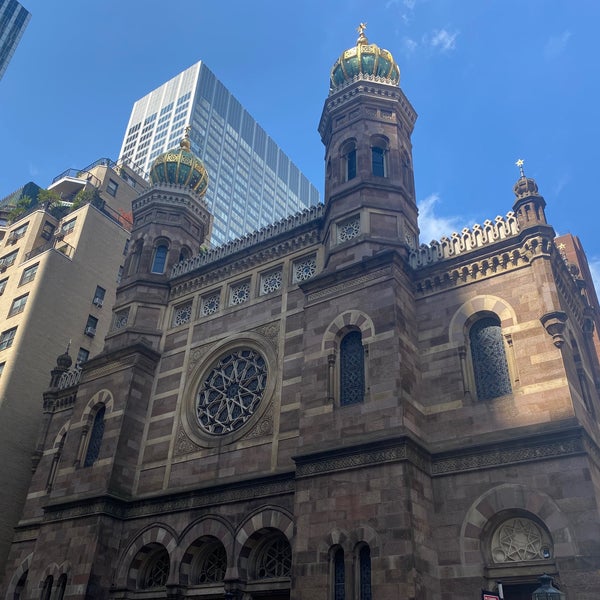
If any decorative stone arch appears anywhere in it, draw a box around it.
[322,311,376,354]
[52,421,70,449]
[235,506,294,581]
[459,483,577,569]
[114,524,178,589]
[348,524,380,559]
[4,552,33,600]
[178,516,235,585]
[449,295,518,347]
[80,389,114,423]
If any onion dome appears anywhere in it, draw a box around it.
[149,127,209,197]
[56,349,72,370]
[330,23,400,91]
[513,159,540,199]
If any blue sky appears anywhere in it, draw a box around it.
[1,1,599,286]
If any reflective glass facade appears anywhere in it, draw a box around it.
[0,0,31,81]
[119,62,320,246]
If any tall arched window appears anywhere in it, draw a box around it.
[84,405,105,467]
[14,569,28,600]
[53,574,67,600]
[141,547,170,589]
[340,330,365,405]
[371,147,386,177]
[40,575,53,600]
[358,545,372,600]
[341,140,357,182]
[126,240,143,276]
[333,548,345,600]
[469,315,511,400]
[151,244,168,274]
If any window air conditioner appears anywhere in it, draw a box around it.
[84,326,96,337]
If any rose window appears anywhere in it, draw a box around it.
[114,310,129,330]
[201,293,220,316]
[261,270,282,295]
[173,303,192,326]
[293,256,317,282]
[230,281,250,306]
[255,536,292,579]
[337,216,360,243]
[196,349,267,435]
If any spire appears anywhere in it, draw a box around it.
[511,158,548,228]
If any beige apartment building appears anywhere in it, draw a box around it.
[0,159,146,577]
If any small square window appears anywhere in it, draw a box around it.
[292,255,317,283]
[8,294,28,317]
[61,218,76,235]
[20,263,38,285]
[229,281,250,306]
[260,269,283,295]
[0,362,5,376]
[85,315,98,337]
[107,179,119,197]
[0,278,8,295]
[0,327,17,350]
[201,292,220,316]
[0,250,18,269]
[41,221,55,240]
[172,302,192,327]
[93,286,106,307]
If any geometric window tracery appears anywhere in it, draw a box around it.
[201,292,220,316]
[260,270,283,295]
[469,315,512,400]
[196,349,267,435]
[491,517,553,563]
[173,302,192,326]
[340,330,365,405]
[255,535,292,579]
[84,405,105,467]
[142,547,170,588]
[230,281,250,306]
[193,543,227,584]
[292,255,317,283]
[337,215,360,243]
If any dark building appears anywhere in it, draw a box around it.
[0,0,31,81]
[3,27,600,600]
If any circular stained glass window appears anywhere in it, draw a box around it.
[196,349,267,435]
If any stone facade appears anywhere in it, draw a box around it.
[3,33,600,600]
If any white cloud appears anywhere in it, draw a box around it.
[544,30,572,59]
[402,37,418,54]
[417,193,466,244]
[28,163,39,178]
[427,28,459,52]
[589,257,600,296]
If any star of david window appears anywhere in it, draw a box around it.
[255,535,292,579]
[196,349,268,435]
[201,292,220,316]
[292,255,317,283]
[490,517,553,563]
[469,315,512,400]
[173,302,192,326]
[337,215,360,243]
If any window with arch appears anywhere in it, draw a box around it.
[253,533,292,579]
[371,147,386,177]
[340,330,365,405]
[490,516,553,564]
[40,575,53,600]
[469,315,511,400]
[84,405,105,467]
[333,547,345,600]
[127,240,143,276]
[179,246,192,263]
[191,540,227,584]
[151,243,169,273]
[140,547,170,589]
[341,140,357,182]
[13,569,28,600]
[358,545,372,600]
[53,574,67,600]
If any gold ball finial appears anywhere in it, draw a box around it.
[357,22,368,45]
[180,125,192,152]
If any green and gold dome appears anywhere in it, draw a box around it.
[149,127,209,197]
[330,23,400,91]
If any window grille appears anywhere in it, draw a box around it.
[143,548,170,588]
[255,536,291,579]
[195,544,227,584]
[260,270,282,295]
[201,292,220,316]
[337,215,360,243]
[292,256,317,283]
[340,331,365,405]
[173,303,192,326]
[470,316,512,400]
[84,405,105,467]
[229,281,250,306]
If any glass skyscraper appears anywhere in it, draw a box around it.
[0,0,31,80]
[118,61,320,246]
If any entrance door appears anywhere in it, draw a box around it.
[502,582,539,600]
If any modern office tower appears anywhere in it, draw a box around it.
[0,0,31,80]
[0,159,146,578]
[118,61,320,246]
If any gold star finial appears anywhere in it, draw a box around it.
[356,22,368,44]
[515,158,525,177]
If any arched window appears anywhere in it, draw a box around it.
[341,140,357,182]
[179,246,191,263]
[254,534,291,579]
[14,569,28,600]
[191,541,227,584]
[358,545,371,600]
[84,405,105,467]
[141,547,170,589]
[333,548,345,600]
[340,330,365,405]
[126,240,143,276]
[371,147,386,177]
[40,575,53,600]
[53,574,67,600]
[469,315,511,400]
[151,244,168,274]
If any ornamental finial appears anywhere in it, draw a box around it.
[180,125,192,152]
[357,22,368,45]
[515,158,525,178]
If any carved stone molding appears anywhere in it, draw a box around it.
[245,404,274,439]
[306,268,388,302]
[252,321,280,345]
[173,425,203,456]
[540,311,568,348]
[187,341,218,373]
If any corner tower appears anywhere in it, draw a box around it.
[319,24,418,265]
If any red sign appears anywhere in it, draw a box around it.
[482,593,500,600]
